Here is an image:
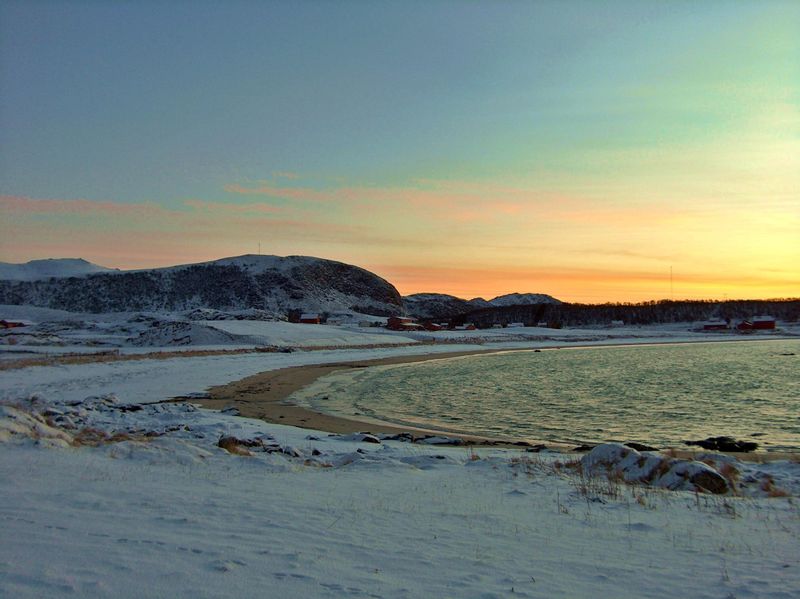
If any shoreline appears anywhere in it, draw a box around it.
[199,348,532,446]
[198,340,799,459]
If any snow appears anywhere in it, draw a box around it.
[1,384,798,598]
[1,315,799,597]
[200,320,418,347]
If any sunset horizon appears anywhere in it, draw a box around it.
[2,1,798,304]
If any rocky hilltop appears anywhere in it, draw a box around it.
[404,291,561,320]
[0,255,403,316]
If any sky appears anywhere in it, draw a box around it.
[1,1,798,303]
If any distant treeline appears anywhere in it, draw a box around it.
[451,299,800,328]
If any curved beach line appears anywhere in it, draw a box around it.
[197,339,800,459]
[196,348,545,446]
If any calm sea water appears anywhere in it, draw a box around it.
[294,340,800,450]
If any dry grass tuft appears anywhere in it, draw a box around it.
[71,427,152,447]
[759,475,790,498]
[217,436,253,456]
[719,463,741,493]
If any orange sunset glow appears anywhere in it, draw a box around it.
[1,2,798,303]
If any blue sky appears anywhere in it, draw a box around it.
[1,1,798,301]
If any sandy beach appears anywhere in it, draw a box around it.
[199,343,799,460]
[198,348,520,444]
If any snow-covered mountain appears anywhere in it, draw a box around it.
[403,293,488,320]
[0,255,403,316]
[404,291,561,320]
[0,258,116,281]
[485,292,562,307]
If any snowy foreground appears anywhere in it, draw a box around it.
[1,318,799,598]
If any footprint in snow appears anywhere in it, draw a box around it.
[210,559,246,572]
[625,522,656,532]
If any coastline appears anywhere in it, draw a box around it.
[198,348,534,446]
[198,339,799,459]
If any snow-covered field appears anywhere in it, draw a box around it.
[4,304,797,356]
[2,309,799,598]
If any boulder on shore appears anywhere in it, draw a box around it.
[581,443,729,494]
[684,436,758,453]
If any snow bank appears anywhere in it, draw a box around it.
[1,390,799,599]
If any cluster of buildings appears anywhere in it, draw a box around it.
[702,316,776,331]
[385,316,477,332]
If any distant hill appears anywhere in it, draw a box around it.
[485,292,562,307]
[403,293,484,320]
[0,254,403,316]
[0,258,116,281]
[404,291,561,320]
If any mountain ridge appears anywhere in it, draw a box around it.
[403,291,561,320]
[0,258,117,281]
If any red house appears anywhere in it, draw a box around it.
[738,316,776,331]
[299,313,320,324]
[753,316,776,330]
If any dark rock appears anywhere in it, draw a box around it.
[684,436,759,452]
[414,435,464,446]
[280,446,303,458]
[572,444,596,452]
[625,442,659,452]
[378,432,414,443]
[689,469,728,494]
[525,444,548,453]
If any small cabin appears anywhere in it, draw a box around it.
[0,320,27,329]
[299,313,321,324]
[508,322,525,328]
[752,316,776,330]
[702,321,729,331]
[422,322,442,331]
